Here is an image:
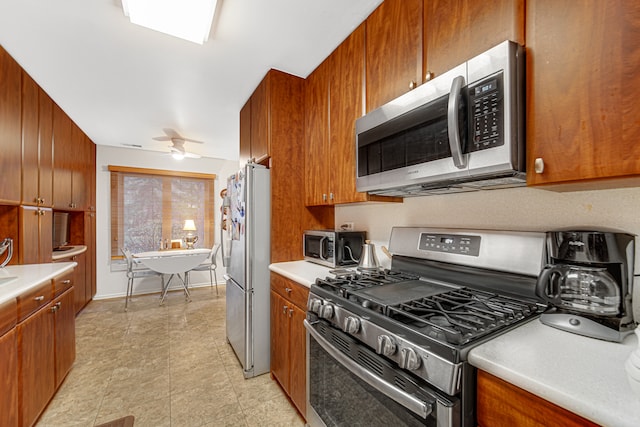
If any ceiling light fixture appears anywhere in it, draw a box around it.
[121,0,218,45]
[171,152,185,160]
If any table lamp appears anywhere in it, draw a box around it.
[183,219,198,249]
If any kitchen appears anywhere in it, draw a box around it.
[1,0,640,426]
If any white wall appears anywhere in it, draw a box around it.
[94,145,238,299]
[335,185,640,319]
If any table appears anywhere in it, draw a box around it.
[133,248,210,304]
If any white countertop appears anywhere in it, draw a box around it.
[468,320,640,427]
[269,260,333,288]
[0,262,77,305]
[51,245,87,261]
[271,260,640,426]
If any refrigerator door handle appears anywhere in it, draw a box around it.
[221,195,231,267]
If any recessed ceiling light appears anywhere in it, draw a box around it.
[121,0,218,45]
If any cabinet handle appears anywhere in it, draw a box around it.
[288,308,294,318]
[534,158,545,174]
[425,71,434,81]
[322,193,327,202]
[33,197,39,204]
[285,287,292,293]
[282,305,288,315]
[50,302,61,313]
[329,193,334,201]
[40,198,45,204]
[409,80,417,90]
[34,295,44,302]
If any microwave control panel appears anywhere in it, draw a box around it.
[468,72,504,152]
[419,233,481,256]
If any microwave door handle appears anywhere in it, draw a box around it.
[318,236,328,261]
[447,75,467,169]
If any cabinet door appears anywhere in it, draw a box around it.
[38,87,54,207]
[526,0,640,187]
[476,370,599,427]
[72,253,87,314]
[424,0,524,79]
[365,0,423,112]
[239,98,252,166]
[22,72,40,206]
[39,208,53,263]
[19,206,40,264]
[250,76,270,164]
[17,305,55,427]
[70,124,88,210]
[270,290,290,391]
[288,303,307,418]
[0,45,22,205]
[54,287,75,388]
[52,103,72,209]
[304,59,330,206]
[330,24,368,205]
[0,329,18,427]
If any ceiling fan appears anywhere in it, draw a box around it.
[152,128,204,159]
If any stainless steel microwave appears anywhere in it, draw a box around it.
[356,40,525,197]
[303,230,366,268]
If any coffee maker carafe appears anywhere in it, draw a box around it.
[535,230,636,342]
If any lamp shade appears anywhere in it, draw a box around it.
[183,219,197,231]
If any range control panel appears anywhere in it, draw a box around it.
[418,233,481,256]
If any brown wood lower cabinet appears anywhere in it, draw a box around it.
[18,301,55,427]
[14,278,76,427]
[270,273,308,419]
[0,298,18,427]
[476,370,599,427]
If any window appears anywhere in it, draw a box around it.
[109,166,216,258]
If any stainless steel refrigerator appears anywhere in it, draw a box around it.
[222,163,271,378]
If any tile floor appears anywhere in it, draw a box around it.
[36,285,306,427]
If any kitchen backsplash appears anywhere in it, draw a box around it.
[335,185,640,320]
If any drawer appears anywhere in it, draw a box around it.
[52,270,74,298]
[271,273,309,309]
[0,298,17,336]
[17,281,52,323]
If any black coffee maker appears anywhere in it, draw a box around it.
[535,230,636,342]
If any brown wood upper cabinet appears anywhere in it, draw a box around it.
[305,25,402,206]
[239,72,272,166]
[0,45,23,205]
[423,0,524,81]
[365,0,423,112]
[21,72,53,208]
[52,104,91,211]
[526,0,640,189]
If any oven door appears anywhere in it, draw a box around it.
[305,319,460,427]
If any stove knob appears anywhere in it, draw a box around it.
[343,316,361,334]
[308,298,322,314]
[399,347,422,371]
[377,335,397,357]
[319,304,334,320]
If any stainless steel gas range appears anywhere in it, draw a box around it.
[304,227,548,427]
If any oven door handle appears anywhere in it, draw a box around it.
[447,75,467,169]
[304,319,433,420]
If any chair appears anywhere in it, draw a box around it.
[121,248,164,311]
[186,243,220,295]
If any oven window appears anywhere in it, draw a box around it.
[309,334,437,427]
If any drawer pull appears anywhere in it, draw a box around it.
[34,295,45,302]
[62,280,71,285]
[285,287,292,293]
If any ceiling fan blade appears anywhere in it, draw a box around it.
[182,137,205,144]
[162,128,181,139]
[184,152,201,159]
[152,136,171,141]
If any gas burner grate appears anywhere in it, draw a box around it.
[315,270,419,297]
[388,288,541,345]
